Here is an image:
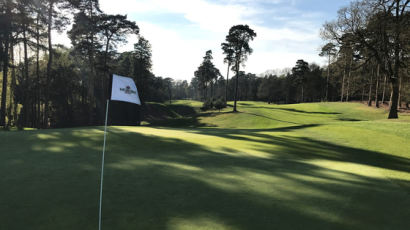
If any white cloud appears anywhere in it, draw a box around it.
[98,0,328,80]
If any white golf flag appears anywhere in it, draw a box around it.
[111,74,141,105]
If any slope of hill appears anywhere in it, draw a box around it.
[145,100,409,128]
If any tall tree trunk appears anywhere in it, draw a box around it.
[225,63,230,102]
[101,37,112,114]
[389,78,399,118]
[346,54,353,102]
[45,1,54,128]
[368,67,373,107]
[381,74,387,104]
[210,81,214,99]
[375,64,380,108]
[398,75,402,109]
[36,14,41,128]
[346,75,350,102]
[23,26,29,127]
[88,2,96,125]
[388,0,401,119]
[233,61,240,112]
[341,55,346,102]
[1,45,9,127]
[326,55,330,101]
[8,42,15,127]
[1,5,11,127]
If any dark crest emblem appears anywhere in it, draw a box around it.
[120,85,136,95]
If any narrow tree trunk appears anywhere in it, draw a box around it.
[346,54,353,102]
[341,55,346,102]
[210,81,214,99]
[45,1,54,128]
[398,75,402,109]
[88,2,96,125]
[389,78,399,118]
[23,26,29,127]
[346,75,350,102]
[388,0,401,119]
[381,74,387,105]
[326,55,330,101]
[233,62,240,112]
[368,67,373,107]
[1,44,9,127]
[36,14,41,128]
[102,37,111,107]
[8,42,15,127]
[375,64,380,108]
[1,6,10,127]
[225,63,230,102]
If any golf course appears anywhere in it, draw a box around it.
[0,101,409,230]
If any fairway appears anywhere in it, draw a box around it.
[1,101,409,230]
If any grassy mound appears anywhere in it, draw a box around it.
[0,101,409,230]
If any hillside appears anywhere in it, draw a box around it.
[144,100,409,128]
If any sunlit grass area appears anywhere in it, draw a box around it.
[0,101,409,229]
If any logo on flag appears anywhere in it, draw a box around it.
[111,74,141,105]
[120,86,137,95]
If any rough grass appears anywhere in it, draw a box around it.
[0,101,409,230]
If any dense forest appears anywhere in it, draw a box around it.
[0,0,409,129]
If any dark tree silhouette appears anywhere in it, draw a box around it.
[194,50,221,101]
[223,24,256,112]
[292,59,310,103]
[221,42,234,102]
[319,42,336,101]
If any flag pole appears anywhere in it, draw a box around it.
[98,99,109,230]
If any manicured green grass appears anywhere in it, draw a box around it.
[0,101,409,229]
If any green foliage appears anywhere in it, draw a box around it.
[201,98,214,111]
[214,98,227,111]
[223,24,257,112]
[194,50,221,101]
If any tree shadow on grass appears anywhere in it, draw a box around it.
[337,118,364,121]
[238,104,341,115]
[167,125,410,174]
[147,109,301,128]
[0,127,409,230]
[240,111,299,124]
[146,110,236,128]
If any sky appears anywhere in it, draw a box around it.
[56,0,352,81]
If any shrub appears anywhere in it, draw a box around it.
[201,99,214,111]
[214,98,227,112]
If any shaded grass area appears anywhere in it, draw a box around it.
[1,125,409,230]
[1,101,409,229]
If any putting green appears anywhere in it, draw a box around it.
[0,101,409,229]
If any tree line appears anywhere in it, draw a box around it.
[1,0,409,129]
[0,0,173,128]
[185,0,409,118]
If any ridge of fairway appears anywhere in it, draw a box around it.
[151,100,409,129]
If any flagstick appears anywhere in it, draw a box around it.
[99,99,109,230]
